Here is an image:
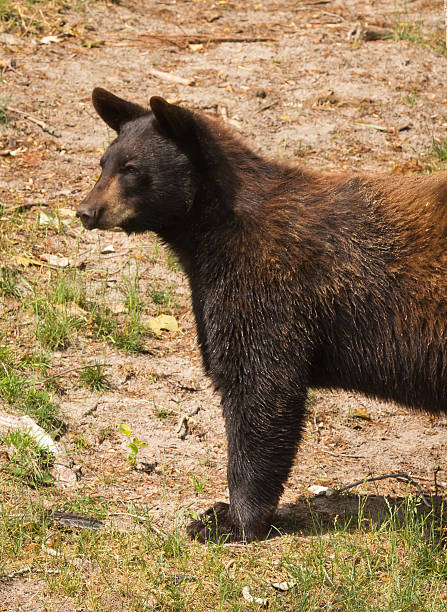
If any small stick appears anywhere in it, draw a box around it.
[434,466,441,499]
[108,512,168,538]
[148,67,195,86]
[320,449,364,459]
[337,472,431,508]
[0,566,61,582]
[137,33,275,46]
[256,101,279,114]
[6,105,60,137]
[445,0,447,48]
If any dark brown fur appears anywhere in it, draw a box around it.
[77,88,447,542]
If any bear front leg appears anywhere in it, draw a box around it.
[187,388,307,542]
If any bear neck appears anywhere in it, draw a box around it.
[158,113,284,272]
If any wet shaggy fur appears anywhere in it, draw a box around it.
[77,88,447,542]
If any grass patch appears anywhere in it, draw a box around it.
[431,138,447,164]
[1,430,54,488]
[0,344,62,434]
[34,301,84,350]
[391,20,424,45]
[418,138,447,173]
[0,266,20,297]
[0,94,11,124]
[0,0,87,35]
[0,490,446,609]
[79,363,111,392]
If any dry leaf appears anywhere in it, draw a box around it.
[271,581,296,592]
[12,255,47,268]
[146,315,179,335]
[41,253,70,268]
[40,35,61,44]
[350,408,371,420]
[55,302,88,318]
[242,586,268,606]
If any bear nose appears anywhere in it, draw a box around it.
[76,202,98,229]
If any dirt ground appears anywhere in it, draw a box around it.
[2,0,447,602]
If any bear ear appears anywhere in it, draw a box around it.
[92,88,147,132]
[150,96,196,143]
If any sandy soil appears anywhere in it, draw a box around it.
[1,0,447,592]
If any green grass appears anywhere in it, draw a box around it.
[0,344,62,433]
[431,138,447,164]
[0,0,90,35]
[0,95,11,125]
[391,21,424,45]
[33,300,84,350]
[0,266,20,296]
[79,363,111,392]
[418,138,447,173]
[1,430,54,488]
[0,486,446,610]
[149,282,176,313]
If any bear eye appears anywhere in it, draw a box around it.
[122,164,139,175]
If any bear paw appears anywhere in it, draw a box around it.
[187,502,243,543]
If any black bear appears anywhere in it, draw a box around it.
[77,88,447,542]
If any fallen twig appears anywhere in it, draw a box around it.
[320,449,364,459]
[148,67,195,86]
[6,105,60,137]
[0,566,61,582]
[108,512,168,538]
[131,33,275,49]
[256,101,279,114]
[337,472,432,508]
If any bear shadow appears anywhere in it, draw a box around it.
[269,492,446,540]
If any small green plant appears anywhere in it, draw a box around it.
[190,474,207,494]
[402,93,416,106]
[88,292,144,353]
[149,285,174,308]
[0,95,11,125]
[166,250,181,273]
[0,366,27,403]
[1,430,54,488]
[118,424,147,468]
[79,363,111,392]
[0,267,20,297]
[152,401,174,420]
[391,21,423,44]
[0,351,62,434]
[432,138,447,164]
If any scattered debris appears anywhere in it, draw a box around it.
[40,35,62,45]
[349,408,371,420]
[337,472,432,508]
[271,581,296,592]
[41,253,70,268]
[0,411,59,456]
[0,566,61,583]
[176,414,189,440]
[48,510,104,530]
[308,484,336,497]
[347,22,392,42]
[242,586,268,606]
[6,105,60,137]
